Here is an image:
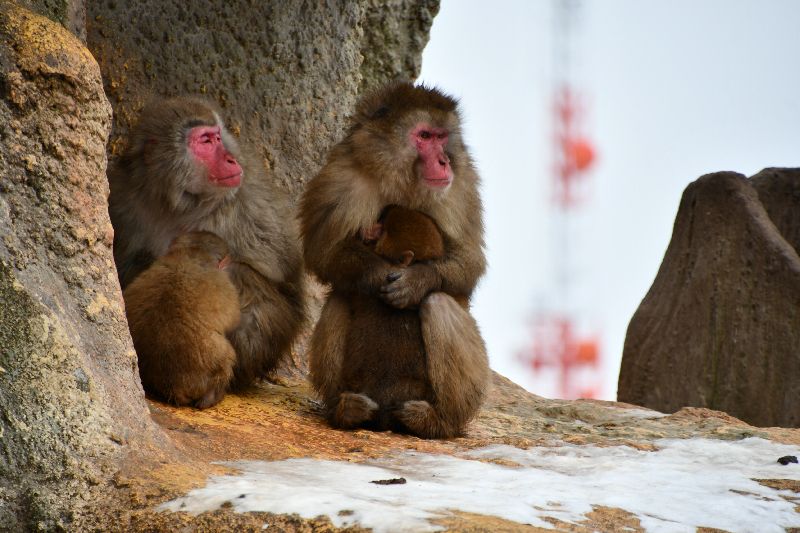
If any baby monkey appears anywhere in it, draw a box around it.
[342,206,467,433]
[123,231,241,409]
[364,205,467,308]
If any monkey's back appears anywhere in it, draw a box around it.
[376,206,445,265]
[342,294,433,431]
[123,256,240,403]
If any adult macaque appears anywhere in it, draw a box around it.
[300,83,490,439]
[108,97,305,391]
[123,232,239,408]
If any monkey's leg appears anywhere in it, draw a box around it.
[405,292,490,437]
[308,292,351,406]
[195,340,237,409]
[226,264,305,389]
[330,392,379,429]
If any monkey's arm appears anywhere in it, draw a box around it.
[313,236,398,295]
[380,235,485,309]
[225,261,305,388]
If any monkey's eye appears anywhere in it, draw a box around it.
[437,133,446,139]
[420,131,430,139]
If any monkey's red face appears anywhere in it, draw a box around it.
[411,124,452,190]
[187,125,243,188]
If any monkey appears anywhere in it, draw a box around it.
[122,231,240,408]
[364,205,468,309]
[299,82,490,439]
[367,205,445,269]
[108,97,305,392]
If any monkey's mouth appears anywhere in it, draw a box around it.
[212,174,242,187]
[424,177,451,190]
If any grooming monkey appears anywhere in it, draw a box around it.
[123,232,239,408]
[300,83,490,438]
[108,97,305,395]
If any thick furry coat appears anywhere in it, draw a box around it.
[300,83,490,438]
[108,97,305,388]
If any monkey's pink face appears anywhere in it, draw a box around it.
[411,124,452,190]
[187,125,243,188]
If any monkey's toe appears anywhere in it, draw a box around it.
[397,400,459,439]
[330,392,378,429]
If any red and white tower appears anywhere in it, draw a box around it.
[518,0,603,400]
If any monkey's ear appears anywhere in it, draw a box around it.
[218,254,232,270]
[143,138,159,166]
[400,251,414,267]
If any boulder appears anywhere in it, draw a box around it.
[0,3,169,530]
[618,170,800,427]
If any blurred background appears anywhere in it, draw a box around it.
[417,0,800,401]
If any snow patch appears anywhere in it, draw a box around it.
[159,437,800,533]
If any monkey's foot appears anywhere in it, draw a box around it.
[329,392,378,429]
[397,400,460,439]
[195,386,226,409]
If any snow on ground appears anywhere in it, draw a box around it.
[160,438,800,533]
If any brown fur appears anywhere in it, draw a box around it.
[123,232,240,408]
[109,97,305,390]
[371,205,446,267]
[299,83,490,438]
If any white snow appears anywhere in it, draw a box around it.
[159,437,800,533]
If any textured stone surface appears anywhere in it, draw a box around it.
[87,0,365,204]
[0,4,167,530]
[12,0,85,42]
[751,167,800,256]
[618,171,800,427]
[359,0,440,92]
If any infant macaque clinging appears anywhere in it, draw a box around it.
[123,231,240,408]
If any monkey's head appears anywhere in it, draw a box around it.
[117,97,244,214]
[348,83,462,195]
[167,231,232,270]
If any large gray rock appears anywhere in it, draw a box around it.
[0,3,168,530]
[618,171,800,427]
[359,0,440,92]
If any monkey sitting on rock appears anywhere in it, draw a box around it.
[108,97,305,405]
[300,83,490,439]
[123,231,240,408]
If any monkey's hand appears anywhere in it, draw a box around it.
[379,263,441,309]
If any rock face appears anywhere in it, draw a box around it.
[359,0,441,92]
[618,170,800,428]
[0,3,167,530]
[13,0,85,42]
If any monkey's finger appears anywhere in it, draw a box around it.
[387,271,404,282]
[380,289,412,309]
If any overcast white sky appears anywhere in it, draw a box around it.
[418,0,800,400]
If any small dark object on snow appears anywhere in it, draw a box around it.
[371,477,407,485]
[778,456,798,465]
